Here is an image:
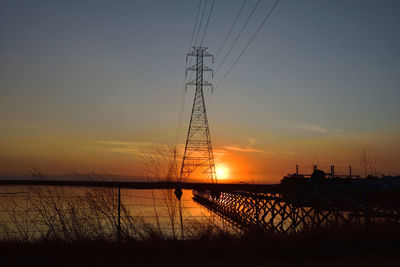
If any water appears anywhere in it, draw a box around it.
[0,186,232,240]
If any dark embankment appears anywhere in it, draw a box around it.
[1,223,400,267]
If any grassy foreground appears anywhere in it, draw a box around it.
[1,224,400,267]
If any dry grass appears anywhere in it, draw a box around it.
[1,182,400,266]
[1,222,400,267]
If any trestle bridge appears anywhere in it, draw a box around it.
[1,179,399,233]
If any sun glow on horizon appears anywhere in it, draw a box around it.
[216,164,230,180]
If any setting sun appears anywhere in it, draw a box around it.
[216,164,230,180]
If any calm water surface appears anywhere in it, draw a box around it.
[0,186,231,239]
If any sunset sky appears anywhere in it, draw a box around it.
[1,0,399,183]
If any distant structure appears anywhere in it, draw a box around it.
[180,47,217,183]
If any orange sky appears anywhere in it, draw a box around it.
[1,128,399,183]
[1,1,399,182]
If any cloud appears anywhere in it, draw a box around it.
[95,140,163,156]
[212,149,227,161]
[224,146,264,153]
[281,150,295,155]
[97,141,155,146]
[295,123,328,133]
[281,122,343,134]
[244,137,256,146]
[334,129,344,134]
[224,137,267,153]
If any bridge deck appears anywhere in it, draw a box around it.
[1,179,399,208]
[1,179,399,232]
[0,179,398,196]
[0,179,280,190]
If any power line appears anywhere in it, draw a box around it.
[215,0,249,60]
[184,0,209,84]
[189,0,204,51]
[185,0,209,85]
[214,0,262,75]
[205,0,248,105]
[185,0,205,75]
[175,0,204,143]
[200,0,217,104]
[215,0,281,90]
[200,0,216,46]
[188,0,208,80]
[193,0,208,47]
[181,0,211,125]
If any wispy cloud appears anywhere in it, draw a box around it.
[213,149,227,161]
[281,150,295,155]
[225,146,264,153]
[224,137,265,153]
[96,140,162,156]
[295,123,328,133]
[243,137,256,146]
[281,122,342,134]
[97,141,157,146]
[334,129,344,134]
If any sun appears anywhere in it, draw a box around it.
[216,164,230,180]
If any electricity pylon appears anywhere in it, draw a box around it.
[180,47,217,183]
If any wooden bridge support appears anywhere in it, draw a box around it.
[193,190,400,233]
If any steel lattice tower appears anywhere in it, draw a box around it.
[180,47,217,183]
